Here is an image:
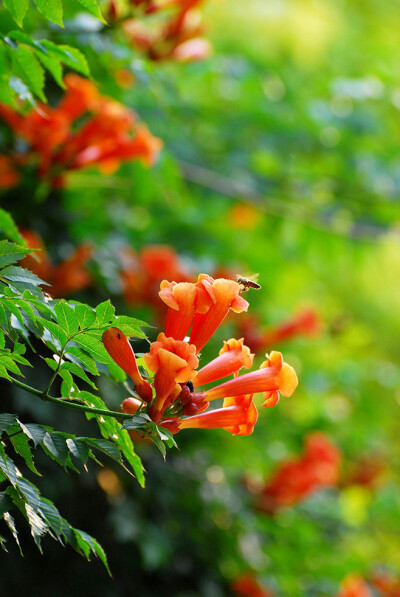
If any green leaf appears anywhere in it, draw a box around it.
[58,369,74,393]
[82,438,122,463]
[9,44,45,102]
[64,345,99,375]
[37,498,63,540]
[0,446,19,487]
[0,265,47,287]
[0,210,24,245]
[3,0,29,27]
[75,334,113,365]
[60,361,97,390]
[18,422,47,446]
[54,301,80,336]
[75,0,106,23]
[25,503,47,549]
[32,0,63,27]
[121,414,151,431]
[10,432,41,476]
[9,75,34,105]
[74,303,96,330]
[40,41,90,76]
[41,432,68,466]
[0,492,13,518]
[3,512,22,554]
[0,355,23,376]
[0,241,30,268]
[15,477,40,511]
[36,51,64,88]
[37,317,68,348]
[73,529,110,574]
[1,298,24,328]
[66,438,89,465]
[0,413,17,435]
[95,300,115,326]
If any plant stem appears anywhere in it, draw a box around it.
[9,376,134,421]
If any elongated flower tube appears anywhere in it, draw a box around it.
[162,393,256,436]
[189,276,249,352]
[159,277,214,340]
[102,327,153,402]
[143,332,198,423]
[194,338,254,387]
[204,351,298,406]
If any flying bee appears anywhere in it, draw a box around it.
[236,274,261,292]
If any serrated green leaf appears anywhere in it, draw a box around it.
[3,512,22,554]
[9,44,45,102]
[37,317,68,347]
[74,303,96,330]
[95,300,115,326]
[15,477,40,511]
[60,361,97,389]
[40,41,90,76]
[54,301,80,336]
[25,503,47,549]
[0,364,11,380]
[0,413,17,435]
[0,265,47,287]
[0,355,23,376]
[36,51,64,88]
[9,75,34,105]
[0,240,30,268]
[41,432,68,466]
[1,298,25,327]
[73,529,110,574]
[15,298,37,325]
[75,333,113,364]
[3,0,29,27]
[0,446,19,487]
[0,209,24,245]
[75,0,105,22]
[18,422,47,446]
[43,357,58,371]
[64,345,99,375]
[32,0,63,27]
[66,438,89,465]
[37,497,63,540]
[59,369,74,393]
[10,431,41,476]
[81,438,122,463]
[121,414,151,431]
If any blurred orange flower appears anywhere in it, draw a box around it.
[0,155,20,189]
[251,432,341,513]
[0,74,162,186]
[335,575,371,597]
[232,573,275,597]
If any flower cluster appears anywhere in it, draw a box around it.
[237,308,321,353]
[246,432,341,513]
[20,230,92,297]
[102,274,298,435]
[0,74,162,187]
[121,0,211,62]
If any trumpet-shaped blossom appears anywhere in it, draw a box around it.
[143,333,198,422]
[194,338,254,387]
[204,351,297,407]
[189,276,249,352]
[102,272,298,438]
[159,277,215,340]
[102,327,153,402]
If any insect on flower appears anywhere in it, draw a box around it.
[236,274,261,292]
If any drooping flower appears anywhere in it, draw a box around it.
[161,393,257,436]
[204,351,298,407]
[189,276,249,352]
[143,332,198,422]
[102,327,153,403]
[194,338,254,387]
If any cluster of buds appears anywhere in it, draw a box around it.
[122,0,211,62]
[102,274,298,436]
[245,432,341,513]
[0,74,162,188]
[20,230,92,297]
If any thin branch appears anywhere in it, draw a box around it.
[9,376,135,421]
